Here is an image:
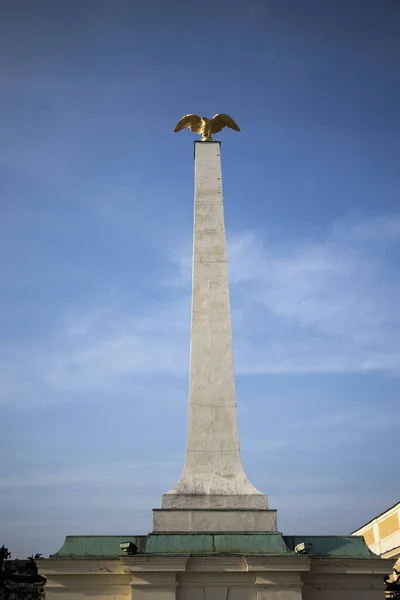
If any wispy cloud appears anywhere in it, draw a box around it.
[0,460,179,492]
[1,212,399,406]
[174,212,400,375]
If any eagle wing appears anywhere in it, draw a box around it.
[210,114,240,134]
[174,114,203,134]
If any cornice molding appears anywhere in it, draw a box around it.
[245,556,311,572]
[37,559,124,576]
[309,558,394,574]
[122,555,189,572]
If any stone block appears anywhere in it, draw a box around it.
[152,509,277,533]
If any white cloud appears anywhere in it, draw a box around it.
[337,213,400,243]
[1,212,400,405]
[228,214,400,375]
[0,460,179,492]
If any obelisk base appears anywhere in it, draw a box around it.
[162,492,268,509]
[152,508,278,533]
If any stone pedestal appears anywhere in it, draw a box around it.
[40,535,395,600]
[124,555,310,600]
[152,509,277,533]
[122,554,391,600]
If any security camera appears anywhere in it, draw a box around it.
[295,542,312,555]
[119,542,138,555]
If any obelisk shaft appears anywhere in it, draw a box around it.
[162,142,267,510]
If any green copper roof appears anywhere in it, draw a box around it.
[214,533,289,555]
[283,535,379,558]
[50,535,147,558]
[49,533,381,559]
[146,532,289,555]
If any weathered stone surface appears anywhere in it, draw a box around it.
[152,509,278,533]
[161,494,267,510]
[38,554,394,600]
[161,142,268,515]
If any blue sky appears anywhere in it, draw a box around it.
[1,0,399,557]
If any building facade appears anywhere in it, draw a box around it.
[352,502,400,598]
[352,502,400,562]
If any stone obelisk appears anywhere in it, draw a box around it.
[153,123,276,532]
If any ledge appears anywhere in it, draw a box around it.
[145,532,288,555]
[47,533,387,560]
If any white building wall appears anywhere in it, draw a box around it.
[352,502,400,560]
[39,555,392,600]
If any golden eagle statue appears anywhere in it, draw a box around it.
[173,113,240,141]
